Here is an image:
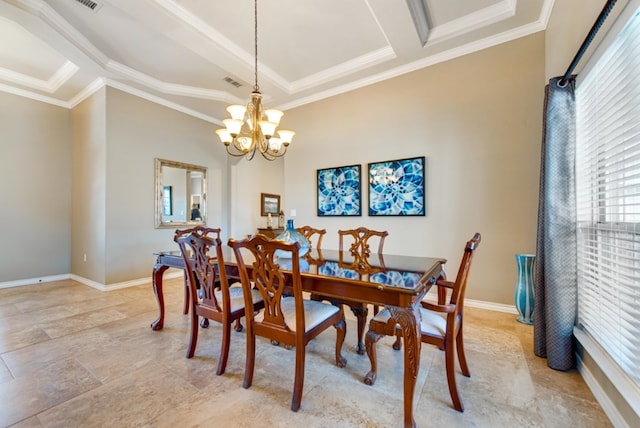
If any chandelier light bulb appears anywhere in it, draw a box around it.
[226,104,247,121]
[277,130,295,146]
[264,109,284,125]
[223,118,243,136]
[258,120,277,138]
[216,128,232,144]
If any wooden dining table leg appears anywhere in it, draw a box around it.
[388,305,422,428]
[350,303,368,355]
[151,263,169,330]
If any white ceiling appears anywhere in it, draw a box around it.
[0,0,553,125]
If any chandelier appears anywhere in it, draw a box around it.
[215,0,295,161]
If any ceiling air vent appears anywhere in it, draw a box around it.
[223,76,243,88]
[74,0,103,13]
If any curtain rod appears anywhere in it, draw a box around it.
[559,0,618,87]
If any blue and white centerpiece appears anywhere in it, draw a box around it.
[274,219,310,258]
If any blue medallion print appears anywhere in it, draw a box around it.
[368,157,425,216]
[317,165,361,216]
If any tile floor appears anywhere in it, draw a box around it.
[0,278,612,427]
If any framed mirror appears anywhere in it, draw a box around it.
[155,158,207,229]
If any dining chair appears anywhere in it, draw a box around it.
[174,228,264,375]
[295,225,326,250]
[338,227,388,257]
[364,232,481,412]
[228,235,347,412]
[174,226,220,315]
[312,227,388,354]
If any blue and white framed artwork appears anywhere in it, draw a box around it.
[317,164,361,216]
[368,156,425,216]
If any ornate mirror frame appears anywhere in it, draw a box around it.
[154,158,207,229]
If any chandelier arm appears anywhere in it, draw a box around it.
[225,145,247,157]
[261,145,287,161]
[245,145,257,161]
[261,151,277,161]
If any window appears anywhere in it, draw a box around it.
[576,3,640,387]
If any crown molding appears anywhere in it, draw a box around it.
[106,61,241,104]
[428,0,517,44]
[10,0,110,67]
[289,46,397,94]
[0,60,78,94]
[0,81,70,107]
[67,77,104,108]
[279,20,545,111]
[105,79,220,125]
[539,0,556,28]
[0,75,223,125]
[4,0,555,121]
[48,60,80,92]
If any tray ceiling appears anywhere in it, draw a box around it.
[0,0,552,124]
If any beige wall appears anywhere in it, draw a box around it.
[71,88,107,284]
[229,155,285,240]
[0,91,71,283]
[101,88,231,285]
[0,83,284,288]
[69,87,234,286]
[283,32,545,305]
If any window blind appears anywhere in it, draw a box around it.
[576,4,640,387]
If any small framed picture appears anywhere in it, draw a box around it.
[261,193,281,216]
[368,156,426,216]
[317,164,362,216]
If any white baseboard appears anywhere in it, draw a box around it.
[574,327,639,428]
[465,298,518,314]
[0,270,183,291]
[70,270,184,291]
[423,295,518,314]
[0,274,70,289]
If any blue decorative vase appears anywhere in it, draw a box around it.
[514,254,535,325]
[274,219,310,258]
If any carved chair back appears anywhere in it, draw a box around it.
[229,235,305,341]
[296,225,326,250]
[338,227,388,257]
[174,227,226,314]
[444,232,481,315]
[228,234,347,412]
[175,226,259,375]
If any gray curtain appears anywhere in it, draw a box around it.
[534,76,577,371]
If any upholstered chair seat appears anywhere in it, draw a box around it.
[364,233,481,412]
[256,298,342,332]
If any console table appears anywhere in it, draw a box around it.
[256,227,283,239]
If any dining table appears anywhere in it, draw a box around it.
[151,246,446,428]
